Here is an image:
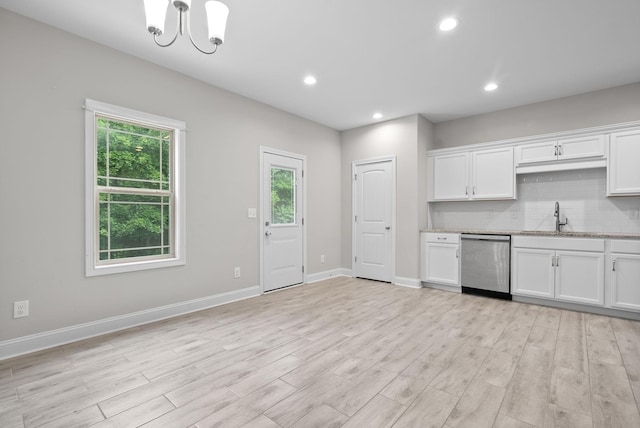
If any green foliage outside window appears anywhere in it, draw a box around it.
[97,117,172,261]
[271,168,295,224]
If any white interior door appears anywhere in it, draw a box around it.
[262,152,304,292]
[353,159,394,282]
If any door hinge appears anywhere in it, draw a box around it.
[302,265,305,273]
[355,215,357,222]
[302,170,304,178]
[355,256,357,262]
[302,218,304,225]
[354,173,357,181]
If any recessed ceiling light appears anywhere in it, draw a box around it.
[484,82,499,92]
[373,112,383,120]
[439,17,459,32]
[303,75,317,86]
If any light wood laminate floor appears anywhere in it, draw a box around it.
[1,277,639,428]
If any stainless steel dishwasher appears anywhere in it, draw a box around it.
[461,234,511,300]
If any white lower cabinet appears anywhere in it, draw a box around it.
[512,247,555,298]
[512,237,605,306]
[421,233,460,286]
[555,250,604,305]
[610,240,640,311]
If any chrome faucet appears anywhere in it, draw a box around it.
[554,201,568,232]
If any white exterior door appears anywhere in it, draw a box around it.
[262,152,304,292]
[353,159,394,282]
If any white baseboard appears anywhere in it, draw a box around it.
[424,282,462,293]
[306,268,352,284]
[393,276,422,289]
[0,286,261,361]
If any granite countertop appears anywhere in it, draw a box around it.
[421,228,640,240]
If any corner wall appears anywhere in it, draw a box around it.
[340,115,430,283]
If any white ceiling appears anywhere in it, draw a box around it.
[2,0,640,130]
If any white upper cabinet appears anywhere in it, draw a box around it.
[608,128,640,196]
[516,141,558,165]
[429,147,514,201]
[558,135,605,161]
[427,122,639,201]
[472,147,515,199]
[431,152,469,200]
[515,134,605,168]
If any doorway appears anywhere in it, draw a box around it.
[352,157,395,282]
[261,148,305,292]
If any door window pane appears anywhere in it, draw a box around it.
[271,167,295,224]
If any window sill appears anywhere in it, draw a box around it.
[86,257,185,277]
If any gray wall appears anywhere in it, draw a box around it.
[340,115,428,281]
[0,10,341,341]
[433,82,640,149]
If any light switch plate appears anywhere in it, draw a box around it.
[248,208,256,218]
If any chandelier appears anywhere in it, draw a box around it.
[143,0,229,54]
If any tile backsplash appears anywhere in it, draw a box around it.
[429,168,640,234]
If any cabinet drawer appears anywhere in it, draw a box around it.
[512,236,604,252]
[611,240,640,254]
[425,233,460,244]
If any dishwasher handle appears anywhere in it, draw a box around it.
[461,234,511,242]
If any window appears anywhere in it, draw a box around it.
[85,99,185,276]
[271,167,296,225]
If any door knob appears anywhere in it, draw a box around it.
[385,226,391,230]
[265,221,270,226]
[265,231,271,237]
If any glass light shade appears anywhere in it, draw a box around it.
[173,0,191,11]
[143,0,169,35]
[205,1,229,44]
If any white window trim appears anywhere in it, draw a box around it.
[84,99,186,276]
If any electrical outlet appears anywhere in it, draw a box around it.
[13,300,29,318]
[234,267,241,278]
[248,208,256,218]
[320,254,325,264]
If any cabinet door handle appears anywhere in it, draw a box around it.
[556,256,559,266]
[612,260,616,271]
[558,144,563,156]
[437,237,447,240]
[554,145,558,156]
[456,249,459,258]
[473,186,476,195]
[465,186,468,195]
[551,256,555,267]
